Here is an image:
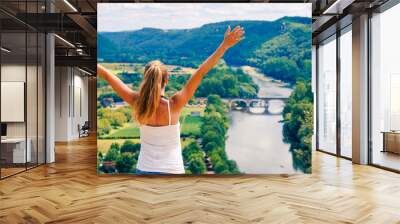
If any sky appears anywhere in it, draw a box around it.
[97,3,311,32]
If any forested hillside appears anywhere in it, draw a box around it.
[98,17,311,84]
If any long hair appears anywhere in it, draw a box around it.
[134,60,168,124]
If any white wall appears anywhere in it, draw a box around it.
[54,67,89,141]
[1,64,26,138]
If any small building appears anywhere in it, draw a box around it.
[190,111,201,117]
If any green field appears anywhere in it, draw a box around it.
[180,116,202,136]
[106,123,140,138]
[107,126,140,138]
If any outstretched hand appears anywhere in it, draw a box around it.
[222,25,245,49]
[171,25,244,110]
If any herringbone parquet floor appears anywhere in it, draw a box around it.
[1,136,400,224]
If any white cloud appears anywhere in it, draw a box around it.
[98,3,311,32]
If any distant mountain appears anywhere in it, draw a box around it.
[98,16,312,83]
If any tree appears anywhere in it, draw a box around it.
[98,108,128,129]
[227,160,240,174]
[116,152,136,173]
[182,141,206,174]
[98,92,123,104]
[195,65,258,99]
[116,106,133,122]
[204,142,218,152]
[183,141,202,161]
[98,119,112,136]
[198,95,239,174]
[282,81,313,173]
[213,159,229,174]
[98,152,103,160]
[120,140,141,154]
[104,143,120,161]
[187,155,206,174]
[202,130,224,149]
[222,75,239,97]
[108,111,127,128]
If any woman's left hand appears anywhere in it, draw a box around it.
[221,25,245,49]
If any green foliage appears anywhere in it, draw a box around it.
[98,108,127,129]
[249,22,311,83]
[282,81,313,173]
[116,106,133,122]
[103,126,140,139]
[180,116,202,138]
[98,119,111,136]
[202,130,224,149]
[165,74,190,97]
[98,17,311,84]
[97,76,109,88]
[117,72,142,85]
[200,95,239,174]
[120,140,141,154]
[104,143,120,161]
[196,65,258,99]
[109,112,126,128]
[98,92,123,105]
[180,95,240,174]
[99,140,140,174]
[116,152,136,173]
[183,141,206,174]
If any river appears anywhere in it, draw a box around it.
[225,66,298,174]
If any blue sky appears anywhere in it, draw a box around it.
[98,3,311,32]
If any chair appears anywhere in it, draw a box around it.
[78,121,90,138]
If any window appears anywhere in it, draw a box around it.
[339,27,352,158]
[317,35,337,154]
[370,3,400,171]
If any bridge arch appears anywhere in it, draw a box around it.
[264,99,286,115]
[248,99,266,108]
[230,99,248,110]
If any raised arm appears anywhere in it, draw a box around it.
[97,64,137,106]
[171,26,245,110]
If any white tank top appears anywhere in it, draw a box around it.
[136,99,185,174]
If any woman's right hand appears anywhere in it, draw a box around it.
[221,25,245,49]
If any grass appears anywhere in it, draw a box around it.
[106,123,140,138]
[180,116,202,136]
[107,127,140,138]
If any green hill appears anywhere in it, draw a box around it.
[98,17,311,84]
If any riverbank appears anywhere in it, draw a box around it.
[241,65,293,98]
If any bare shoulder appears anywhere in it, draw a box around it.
[169,92,185,114]
[128,91,140,107]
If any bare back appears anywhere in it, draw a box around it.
[134,97,180,127]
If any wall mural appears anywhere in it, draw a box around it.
[97,3,313,175]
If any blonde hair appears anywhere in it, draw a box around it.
[134,60,168,124]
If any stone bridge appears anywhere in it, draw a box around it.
[196,97,289,115]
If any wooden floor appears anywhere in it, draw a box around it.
[1,137,400,224]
